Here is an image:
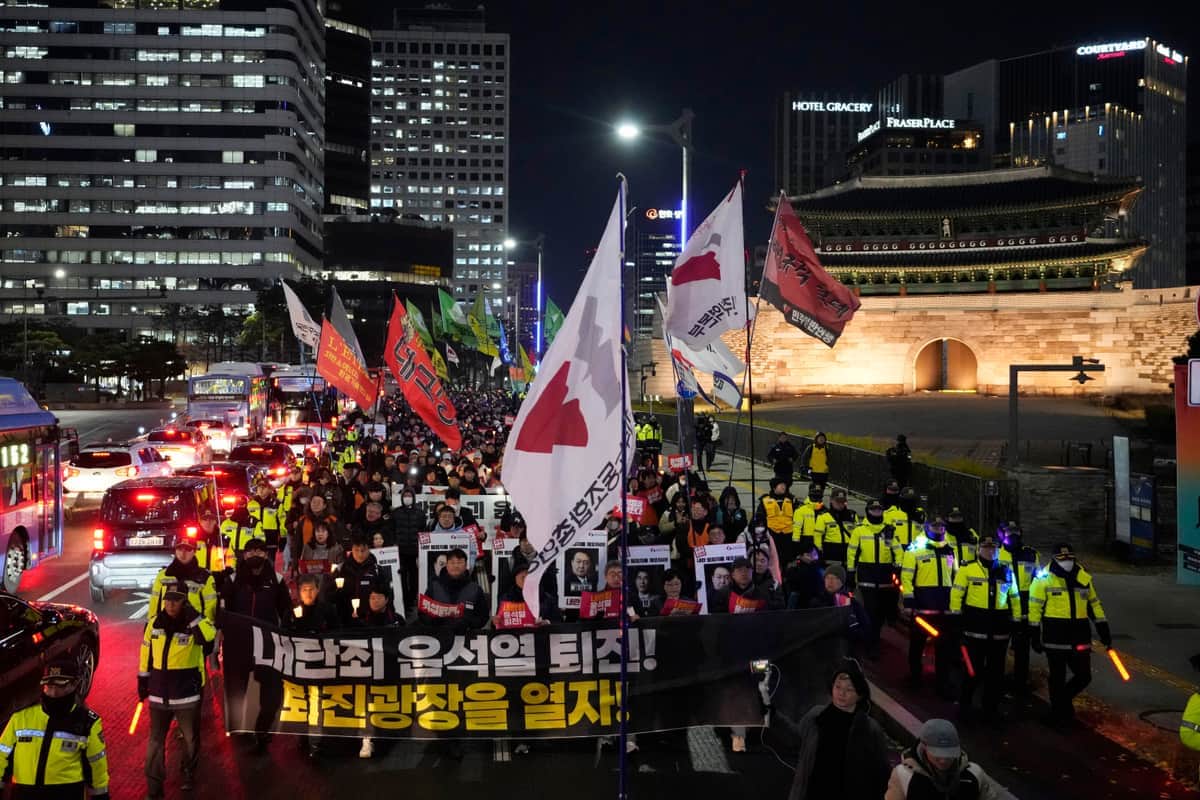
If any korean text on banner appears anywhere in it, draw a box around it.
[316,318,376,410]
[384,295,462,451]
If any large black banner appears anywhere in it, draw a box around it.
[221,609,849,739]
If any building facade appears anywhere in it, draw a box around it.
[842,117,985,180]
[945,37,1188,287]
[773,90,877,196]
[507,259,536,356]
[367,6,509,314]
[323,0,370,216]
[631,206,682,341]
[0,0,325,337]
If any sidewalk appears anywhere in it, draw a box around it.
[683,444,1200,799]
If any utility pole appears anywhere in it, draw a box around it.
[1008,355,1105,467]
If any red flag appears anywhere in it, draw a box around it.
[760,193,862,347]
[383,295,462,451]
[316,318,376,409]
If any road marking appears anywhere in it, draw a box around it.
[492,739,510,762]
[125,591,152,619]
[37,571,89,602]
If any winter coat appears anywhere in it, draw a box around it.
[423,570,489,630]
[785,702,890,800]
[392,503,428,556]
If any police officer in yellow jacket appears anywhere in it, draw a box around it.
[901,513,959,695]
[791,483,825,559]
[756,477,797,566]
[246,474,281,567]
[945,507,978,567]
[1182,656,1200,756]
[998,522,1040,692]
[814,487,858,566]
[0,656,108,800]
[885,486,925,550]
[1029,542,1112,724]
[139,579,216,798]
[146,524,217,625]
[847,499,901,656]
[950,534,1019,720]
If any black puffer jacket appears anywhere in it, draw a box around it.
[392,501,427,557]
[422,570,489,630]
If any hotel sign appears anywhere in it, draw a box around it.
[1075,39,1147,58]
[792,100,873,113]
[857,117,956,142]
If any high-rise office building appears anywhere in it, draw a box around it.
[632,206,682,341]
[507,259,536,355]
[324,0,370,217]
[368,6,510,314]
[946,37,1187,287]
[0,0,325,336]
[774,90,876,196]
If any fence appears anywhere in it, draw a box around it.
[653,412,1019,534]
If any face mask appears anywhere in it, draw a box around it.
[753,525,766,535]
[402,497,415,507]
[42,693,76,717]
[1054,558,1075,572]
[866,509,884,524]
[607,521,620,531]
[245,555,267,571]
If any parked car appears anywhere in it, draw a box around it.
[182,417,237,456]
[144,427,211,468]
[227,441,295,485]
[89,476,221,603]
[268,429,325,460]
[62,443,173,515]
[0,590,100,730]
[174,461,267,517]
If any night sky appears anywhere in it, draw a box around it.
[392,1,1199,308]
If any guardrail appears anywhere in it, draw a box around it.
[653,412,1019,534]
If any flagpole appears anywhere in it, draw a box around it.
[616,173,632,800]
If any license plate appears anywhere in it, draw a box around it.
[126,536,164,547]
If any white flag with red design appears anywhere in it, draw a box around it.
[502,185,635,619]
[663,179,746,349]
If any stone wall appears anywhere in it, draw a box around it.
[1007,466,1109,552]
[638,285,1196,398]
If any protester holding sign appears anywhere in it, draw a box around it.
[494,561,558,627]
[337,533,389,624]
[298,522,345,599]
[710,556,783,614]
[391,487,425,610]
[421,547,489,630]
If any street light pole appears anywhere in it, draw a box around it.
[1007,355,1105,467]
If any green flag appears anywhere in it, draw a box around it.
[438,288,468,330]
[469,294,498,357]
[432,309,444,339]
[544,297,565,346]
[405,299,433,349]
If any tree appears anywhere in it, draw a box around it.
[70,333,129,401]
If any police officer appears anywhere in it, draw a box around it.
[0,656,109,800]
[756,477,797,566]
[886,486,925,550]
[814,487,858,567]
[847,499,900,658]
[220,504,254,568]
[901,513,958,695]
[791,483,825,560]
[950,534,1018,721]
[246,474,281,566]
[998,522,1040,693]
[1029,542,1112,725]
[139,579,216,797]
[146,527,217,625]
[945,507,978,567]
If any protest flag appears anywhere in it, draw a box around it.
[760,191,861,347]
[383,294,462,450]
[663,178,746,350]
[544,297,565,346]
[469,294,499,357]
[445,342,460,366]
[503,183,634,618]
[431,348,449,380]
[405,299,434,349]
[315,287,375,410]
[281,280,320,349]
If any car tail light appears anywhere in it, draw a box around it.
[220,493,241,508]
[184,525,199,539]
[115,465,140,478]
[203,469,226,476]
[92,527,106,552]
[272,465,288,477]
[134,492,157,503]
[63,466,80,479]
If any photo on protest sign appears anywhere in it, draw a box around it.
[417,531,476,597]
[694,543,746,614]
[556,529,607,609]
[627,545,671,610]
[369,545,406,619]
[491,535,519,615]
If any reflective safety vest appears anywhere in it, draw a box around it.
[147,566,217,624]
[220,517,256,566]
[0,702,109,794]
[847,521,899,588]
[885,507,924,549]
[138,610,215,708]
[1028,566,1107,649]
[949,528,979,567]
[247,495,280,539]
[276,481,297,516]
[760,496,795,535]
[636,424,650,442]
[808,446,828,474]
[998,545,1041,620]
[1181,693,1200,751]
[814,508,857,565]
[901,539,957,614]
[950,559,1019,639]
[791,499,823,543]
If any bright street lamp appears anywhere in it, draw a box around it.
[615,122,640,141]
[614,109,694,245]
[506,234,546,358]
[503,238,517,250]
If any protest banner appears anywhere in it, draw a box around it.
[666,453,692,473]
[494,600,537,629]
[369,545,406,620]
[660,598,702,616]
[417,531,476,598]
[622,496,646,522]
[579,589,620,619]
[392,490,514,536]
[556,529,607,610]
[693,543,746,614]
[221,607,851,739]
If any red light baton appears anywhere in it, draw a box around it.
[129,700,144,735]
[1107,648,1131,681]
[914,616,941,638]
[960,644,976,678]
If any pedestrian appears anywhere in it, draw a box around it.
[847,499,901,657]
[298,521,345,596]
[219,537,291,754]
[768,431,799,483]
[676,498,711,572]
[784,538,825,609]
[139,579,216,797]
[950,534,1018,722]
[1029,542,1112,725]
[421,547,489,630]
[697,413,720,472]
[0,656,110,800]
[337,532,388,624]
[246,474,282,567]
[998,522,1040,693]
[888,486,925,550]
[887,433,913,487]
[715,486,747,539]
[391,486,425,610]
[814,487,857,567]
[755,477,797,566]
[901,513,959,695]
[812,564,871,646]
[355,500,393,548]
[800,432,830,488]
[495,560,559,625]
[885,718,1009,799]
[146,527,217,625]
[782,658,889,800]
[286,573,338,759]
[790,483,825,564]
[1181,657,1200,757]
[354,582,402,760]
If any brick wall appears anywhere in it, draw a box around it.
[1008,466,1109,552]
[638,285,1197,398]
